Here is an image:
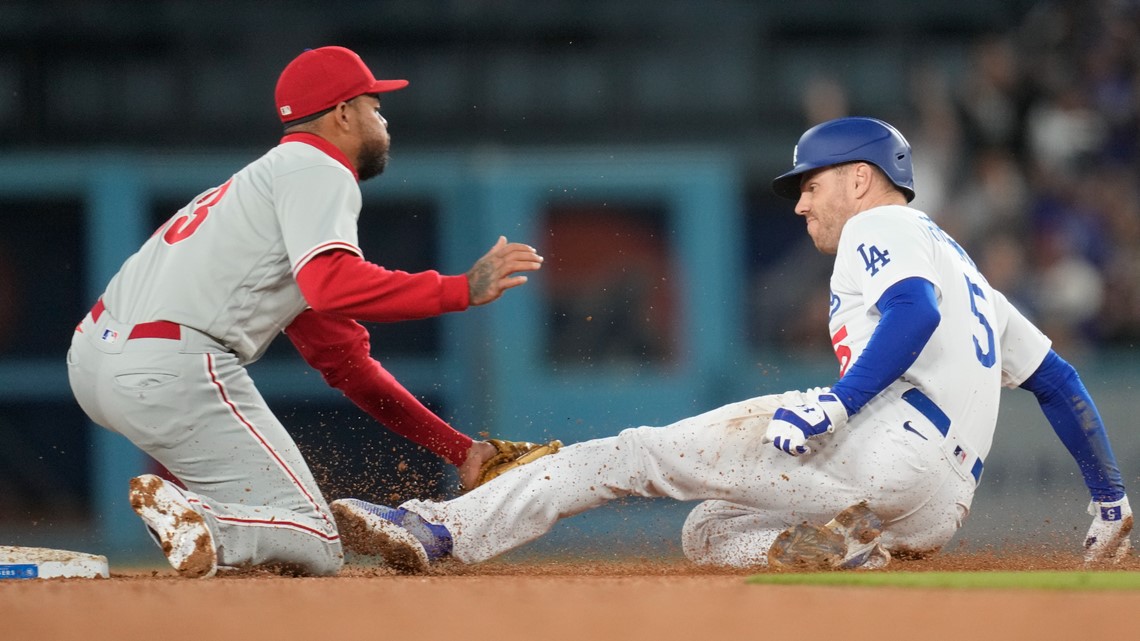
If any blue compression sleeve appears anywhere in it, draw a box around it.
[831,277,941,415]
[1020,350,1125,502]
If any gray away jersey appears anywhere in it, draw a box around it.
[102,137,363,364]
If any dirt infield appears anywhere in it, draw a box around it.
[2,553,1138,641]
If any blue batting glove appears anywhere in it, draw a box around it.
[763,391,849,456]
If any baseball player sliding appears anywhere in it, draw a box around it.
[330,117,1132,572]
[66,46,558,579]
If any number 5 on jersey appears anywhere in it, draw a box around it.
[964,274,996,368]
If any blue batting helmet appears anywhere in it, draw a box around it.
[771,117,915,202]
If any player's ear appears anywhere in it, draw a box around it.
[333,101,353,130]
[851,162,874,198]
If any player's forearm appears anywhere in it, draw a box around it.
[338,361,473,466]
[285,309,473,465]
[831,277,940,415]
[1020,350,1125,502]
[296,250,469,321]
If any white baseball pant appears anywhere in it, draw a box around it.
[403,386,977,566]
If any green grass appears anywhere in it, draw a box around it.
[747,570,1140,590]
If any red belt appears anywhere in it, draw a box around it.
[89,299,182,341]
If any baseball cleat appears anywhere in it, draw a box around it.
[767,502,890,570]
[331,499,452,575]
[128,474,217,579]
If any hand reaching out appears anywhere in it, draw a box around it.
[467,236,544,306]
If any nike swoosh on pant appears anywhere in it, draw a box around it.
[901,420,928,440]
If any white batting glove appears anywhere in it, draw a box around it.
[1084,496,1133,564]
[763,390,849,456]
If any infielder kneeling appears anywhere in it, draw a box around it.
[67,46,554,578]
[331,117,1131,572]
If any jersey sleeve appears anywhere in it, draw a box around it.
[991,288,1052,387]
[830,277,941,414]
[273,164,363,274]
[284,309,474,465]
[295,250,469,321]
[838,211,942,311]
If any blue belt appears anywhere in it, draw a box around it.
[901,388,983,483]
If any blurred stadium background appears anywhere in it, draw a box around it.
[1,0,1139,565]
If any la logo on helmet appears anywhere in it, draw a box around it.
[792,145,798,166]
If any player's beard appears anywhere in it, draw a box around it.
[357,138,390,181]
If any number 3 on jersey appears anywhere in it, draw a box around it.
[162,179,233,245]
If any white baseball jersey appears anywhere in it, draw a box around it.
[828,205,1051,460]
[103,133,362,364]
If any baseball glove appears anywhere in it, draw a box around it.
[469,438,563,490]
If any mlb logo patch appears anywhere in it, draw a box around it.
[953,445,967,464]
[100,328,119,344]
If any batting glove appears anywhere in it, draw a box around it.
[1084,496,1133,564]
[763,390,849,456]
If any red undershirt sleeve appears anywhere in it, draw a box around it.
[295,250,469,321]
[284,308,473,466]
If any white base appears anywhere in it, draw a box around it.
[0,545,110,579]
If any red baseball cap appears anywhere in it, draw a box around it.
[275,46,408,124]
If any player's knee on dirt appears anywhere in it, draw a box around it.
[680,502,719,564]
[681,501,780,568]
[302,545,344,577]
[266,536,343,577]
